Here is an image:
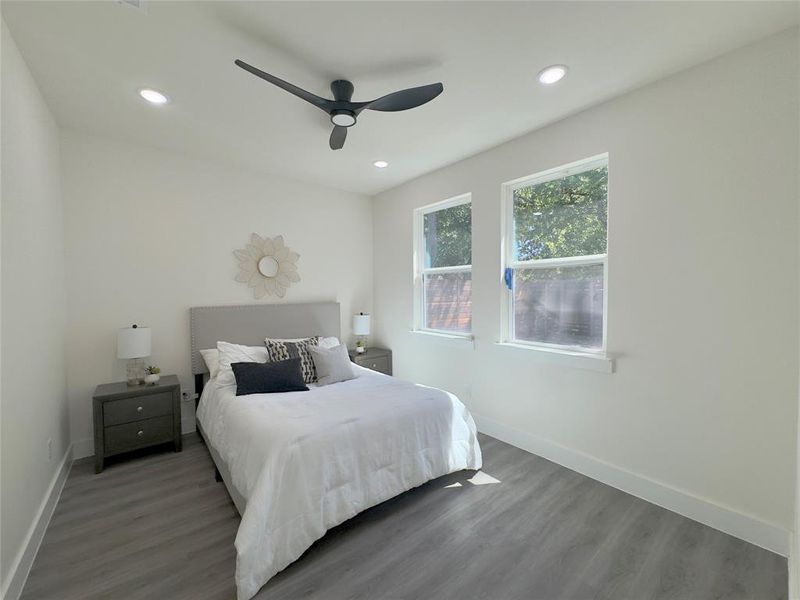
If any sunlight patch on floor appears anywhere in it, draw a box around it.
[445,471,501,488]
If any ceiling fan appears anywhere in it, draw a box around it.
[235,59,444,150]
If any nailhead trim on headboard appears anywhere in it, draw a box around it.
[189,302,341,376]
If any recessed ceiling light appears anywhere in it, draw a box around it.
[537,65,568,85]
[138,88,170,105]
[373,160,389,169]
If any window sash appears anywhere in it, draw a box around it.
[420,196,472,270]
[501,155,608,353]
[507,258,606,352]
[414,194,472,335]
[505,260,608,353]
[508,157,608,263]
[421,267,473,335]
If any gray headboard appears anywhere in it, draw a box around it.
[189,302,341,375]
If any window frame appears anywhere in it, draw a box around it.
[413,193,473,338]
[500,154,609,355]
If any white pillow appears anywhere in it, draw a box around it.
[319,336,341,349]
[199,349,220,378]
[216,341,269,387]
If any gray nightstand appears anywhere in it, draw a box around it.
[92,375,182,473]
[349,347,392,375]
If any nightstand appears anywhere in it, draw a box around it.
[349,347,392,375]
[92,375,182,473]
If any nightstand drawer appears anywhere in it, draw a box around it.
[104,416,174,455]
[358,355,390,374]
[103,392,173,426]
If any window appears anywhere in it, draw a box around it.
[414,194,472,335]
[502,155,608,352]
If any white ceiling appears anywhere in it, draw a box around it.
[2,1,797,195]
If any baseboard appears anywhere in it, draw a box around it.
[473,413,790,557]
[71,437,94,460]
[1,443,73,600]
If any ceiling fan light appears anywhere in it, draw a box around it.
[331,111,356,127]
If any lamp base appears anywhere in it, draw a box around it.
[126,358,145,386]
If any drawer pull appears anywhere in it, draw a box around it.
[137,430,144,437]
[371,363,377,368]
[137,406,143,412]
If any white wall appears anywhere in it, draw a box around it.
[373,29,799,549]
[60,131,373,453]
[0,20,70,592]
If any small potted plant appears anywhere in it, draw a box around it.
[355,339,366,354]
[144,365,161,385]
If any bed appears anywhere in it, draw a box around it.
[190,303,482,600]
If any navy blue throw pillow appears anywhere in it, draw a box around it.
[231,358,309,396]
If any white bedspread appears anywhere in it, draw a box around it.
[197,365,482,600]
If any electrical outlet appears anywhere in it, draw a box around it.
[47,438,53,461]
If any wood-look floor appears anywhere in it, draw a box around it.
[21,433,786,600]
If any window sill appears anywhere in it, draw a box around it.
[495,342,614,373]
[410,329,475,347]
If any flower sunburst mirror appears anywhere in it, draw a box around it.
[234,234,300,299]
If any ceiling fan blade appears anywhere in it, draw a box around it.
[235,59,331,112]
[361,82,443,113]
[329,126,347,150]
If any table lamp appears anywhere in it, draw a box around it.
[117,324,151,386]
[353,313,371,354]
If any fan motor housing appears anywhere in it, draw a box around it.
[330,79,354,102]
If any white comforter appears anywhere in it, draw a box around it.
[196,365,482,600]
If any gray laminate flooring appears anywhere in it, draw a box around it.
[21,433,786,600]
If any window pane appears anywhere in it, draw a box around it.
[513,264,604,349]
[513,165,607,261]
[424,203,471,268]
[424,271,471,333]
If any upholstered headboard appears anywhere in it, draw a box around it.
[189,302,341,377]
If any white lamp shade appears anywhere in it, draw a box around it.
[353,314,371,336]
[117,326,151,359]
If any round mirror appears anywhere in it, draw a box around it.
[258,256,280,278]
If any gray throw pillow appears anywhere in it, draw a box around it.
[309,344,356,386]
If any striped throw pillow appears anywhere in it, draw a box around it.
[265,337,320,383]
